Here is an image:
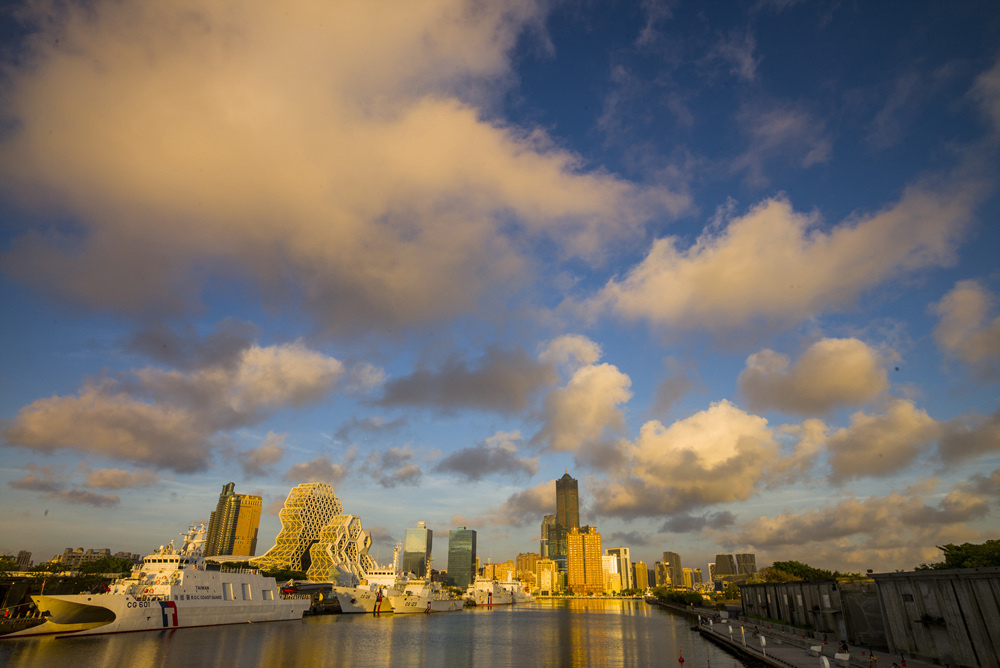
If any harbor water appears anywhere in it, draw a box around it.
[1,598,749,667]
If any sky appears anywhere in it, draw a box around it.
[1,0,999,576]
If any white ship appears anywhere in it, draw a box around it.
[332,543,404,614]
[389,570,464,614]
[466,577,514,606]
[3,523,310,638]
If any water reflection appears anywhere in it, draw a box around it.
[0,600,747,668]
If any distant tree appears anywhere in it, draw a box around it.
[0,555,18,574]
[916,540,1000,570]
[30,561,63,574]
[77,557,134,575]
[770,561,836,580]
[652,586,703,606]
[262,567,308,582]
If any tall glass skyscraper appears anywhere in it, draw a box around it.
[662,551,683,587]
[403,521,433,577]
[446,526,477,589]
[556,472,579,530]
[606,547,632,590]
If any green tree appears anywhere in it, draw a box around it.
[916,540,1000,570]
[0,555,18,574]
[77,557,134,575]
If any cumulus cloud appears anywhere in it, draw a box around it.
[660,510,737,533]
[533,363,633,468]
[0,0,687,334]
[380,346,557,414]
[8,469,63,493]
[124,319,257,371]
[285,453,353,488]
[82,467,159,489]
[589,182,978,333]
[825,399,940,483]
[435,431,538,481]
[932,280,1000,377]
[721,483,990,570]
[538,335,603,370]
[480,479,554,527]
[1,342,352,472]
[592,400,800,519]
[739,338,889,415]
[651,357,697,416]
[240,432,286,477]
[937,407,1000,465]
[360,445,425,488]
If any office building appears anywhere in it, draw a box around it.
[205,482,262,557]
[682,568,694,589]
[633,561,649,590]
[403,521,433,577]
[567,526,603,594]
[447,526,477,589]
[654,561,668,587]
[606,547,632,590]
[536,558,559,594]
[15,551,31,570]
[662,551,683,587]
[309,513,378,583]
[714,553,738,579]
[556,472,580,530]
[736,553,757,575]
[540,514,556,559]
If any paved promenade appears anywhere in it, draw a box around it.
[694,615,939,668]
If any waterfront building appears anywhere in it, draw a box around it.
[662,551,682,587]
[204,482,262,557]
[447,526,477,590]
[567,526,603,595]
[15,551,31,570]
[535,558,559,594]
[605,547,632,590]
[714,553,737,579]
[708,562,716,581]
[682,568,694,589]
[632,561,649,591]
[654,561,668,587]
[692,568,703,586]
[251,482,344,573]
[403,521,433,577]
[540,514,556,559]
[602,554,622,593]
[307,514,378,583]
[516,552,539,574]
[735,553,757,575]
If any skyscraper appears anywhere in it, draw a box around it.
[662,551,683,587]
[204,482,262,558]
[540,514,556,559]
[403,521,433,577]
[447,526,477,589]
[606,547,633,590]
[714,553,738,579]
[556,472,580,530]
[566,526,603,594]
[632,561,649,590]
[736,553,757,575]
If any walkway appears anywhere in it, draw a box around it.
[695,616,939,668]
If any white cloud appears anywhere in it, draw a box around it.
[739,338,889,415]
[932,280,1000,375]
[825,399,941,483]
[241,432,286,478]
[0,0,688,334]
[589,183,978,333]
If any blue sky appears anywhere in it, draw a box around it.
[1,0,998,575]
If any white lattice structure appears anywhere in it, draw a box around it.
[307,514,379,583]
[251,482,343,573]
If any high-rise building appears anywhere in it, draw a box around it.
[605,547,633,590]
[632,561,649,591]
[602,554,622,593]
[556,472,580,530]
[403,521,433,577]
[205,482,262,558]
[714,553,738,579]
[15,551,31,570]
[535,558,559,594]
[682,568,694,589]
[567,526,603,594]
[736,553,757,575]
[654,561,668,586]
[692,568,703,586]
[708,563,716,581]
[540,514,556,559]
[662,551,683,587]
[447,526,477,589]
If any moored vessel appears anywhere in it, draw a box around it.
[2,524,310,639]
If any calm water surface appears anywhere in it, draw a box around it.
[1,599,749,668]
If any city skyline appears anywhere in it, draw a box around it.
[2,1,999,574]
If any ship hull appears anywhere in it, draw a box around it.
[388,595,464,614]
[332,587,393,614]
